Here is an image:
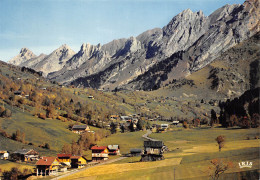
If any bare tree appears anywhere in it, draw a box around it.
[209,159,233,180]
[215,135,225,152]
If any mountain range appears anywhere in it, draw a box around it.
[8,0,259,93]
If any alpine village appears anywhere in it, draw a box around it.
[0,0,259,179]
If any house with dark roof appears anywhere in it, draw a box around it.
[130,149,142,156]
[141,141,165,161]
[72,124,90,134]
[70,156,88,168]
[36,157,60,176]
[13,149,39,161]
[91,146,109,161]
[107,145,120,155]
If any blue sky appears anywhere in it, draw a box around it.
[0,0,244,61]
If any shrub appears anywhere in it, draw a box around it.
[183,121,188,129]
[38,113,46,120]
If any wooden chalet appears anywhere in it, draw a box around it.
[13,149,39,161]
[172,121,179,125]
[141,141,165,161]
[107,145,120,155]
[36,157,60,176]
[70,156,87,168]
[91,146,109,161]
[57,154,72,166]
[110,115,119,121]
[120,116,132,121]
[0,150,9,160]
[72,124,90,134]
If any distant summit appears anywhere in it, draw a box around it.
[8,48,36,66]
[13,45,76,76]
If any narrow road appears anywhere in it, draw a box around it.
[142,130,157,141]
[52,156,127,180]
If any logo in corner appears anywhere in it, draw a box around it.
[239,161,253,168]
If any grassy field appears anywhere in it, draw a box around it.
[0,160,35,172]
[0,104,79,152]
[61,127,260,180]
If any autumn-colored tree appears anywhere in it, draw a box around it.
[183,121,188,129]
[215,135,225,152]
[194,118,200,127]
[251,113,260,128]
[46,103,56,118]
[209,159,233,180]
[20,132,25,143]
[239,116,251,128]
[229,115,238,127]
[71,141,83,155]
[61,144,71,154]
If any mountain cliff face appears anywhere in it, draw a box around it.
[9,0,259,91]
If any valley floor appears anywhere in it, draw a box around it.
[59,127,260,180]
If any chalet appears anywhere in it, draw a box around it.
[36,157,60,176]
[14,91,22,95]
[13,149,39,161]
[172,121,179,125]
[70,156,88,168]
[141,141,165,161]
[88,96,94,99]
[0,150,9,160]
[57,154,72,166]
[72,124,90,134]
[107,145,120,155]
[130,149,142,156]
[120,116,132,121]
[91,146,109,161]
[110,115,119,121]
[161,124,169,130]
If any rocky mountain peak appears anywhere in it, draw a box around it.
[79,43,101,56]
[9,47,36,66]
[54,44,75,59]
[19,47,35,58]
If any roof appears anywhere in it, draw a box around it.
[72,125,88,130]
[13,149,38,155]
[130,149,142,153]
[70,156,81,159]
[108,145,119,150]
[110,115,119,117]
[57,154,72,158]
[91,146,107,150]
[0,150,8,153]
[144,141,164,148]
[71,156,87,160]
[36,157,58,166]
